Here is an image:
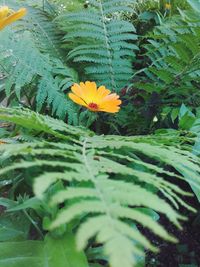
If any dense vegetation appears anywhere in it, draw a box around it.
[0,0,200,266]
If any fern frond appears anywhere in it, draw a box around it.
[0,108,200,267]
[0,30,77,121]
[138,11,200,106]
[57,0,138,91]
[5,0,63,59]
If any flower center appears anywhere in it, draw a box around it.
[88,102,99,111]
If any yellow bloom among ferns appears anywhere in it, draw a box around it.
[0,6,26,31]
[69,81,122,113]
[165,3,171,10]
[0,140,7,144]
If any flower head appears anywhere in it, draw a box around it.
[0,140,7,144]
[0,6,26,31]
[69,81,121,113]
[165,3,171,10]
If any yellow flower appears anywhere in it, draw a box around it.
[0,140,7,144]
[69,81,122,113]
[165,3,171,10]
[0,6,27,31]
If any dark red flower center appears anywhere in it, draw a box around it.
[88,102,99,110]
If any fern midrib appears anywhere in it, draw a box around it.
[99,0,116,89]
[82,139,116,229]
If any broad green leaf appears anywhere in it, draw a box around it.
[0,232,89,267]
[7,197,43,212]
[0,213,30,242]
[171,108,179,123]
[178,104,196,130]
[179,104,194,118]
[187,0,200,11]
[0,198,16,209]
[0,240,44,267]
[179,114,196,130]
[44,232,89,267]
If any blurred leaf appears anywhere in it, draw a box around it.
[179,114,196,130]
[187,0,200,11]
[0,198,16,209]
[179,104,196,130]
[139,11,157,21]
[0,232,89,267]
[44,232,89,267]
[171,108,179,123]
[0,240,44,267]
[0,213,30,242]
[134,208,160,221]
[7,197,42,212]
[179,104,195,118]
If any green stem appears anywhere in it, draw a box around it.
[86,111,97,128]
[95,118,101,134]
[23,210,44,239]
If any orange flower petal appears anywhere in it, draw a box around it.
[97,86,111,99]
[103,93,120,101]
[0,7,26,30]
[100,101,121,111]
[73,81,97,104]
[0,6,10,19]
[100,94,121,112]
[100,105,120,113]
[68,93,87,107]
[84,81,98,103]
[71,83,85,99]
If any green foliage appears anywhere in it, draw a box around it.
[1,1,200,266]
[0,107,200,267]
[134,0,189,13]
[0,232,89,267]
[48,0,86,12]
[187,0,200,11]
[57,0,138,91]
[179,105,200,202]
[0,212,30,242]
[0,0,78,122]
[135,9,200,108]
[4,0,63,58]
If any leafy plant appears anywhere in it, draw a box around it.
[0,0,78,122]
[48,0,86,12]
[0,107,200,267]
[0,232,89,267]
[187,0,200,11]
[134,9,200,108]
[56,0,138,91]
[1,1,200,266]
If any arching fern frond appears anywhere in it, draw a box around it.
[5,0,63,59]
[0,107,200,267]
[57,0,138,91]
[0,29,77,122]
